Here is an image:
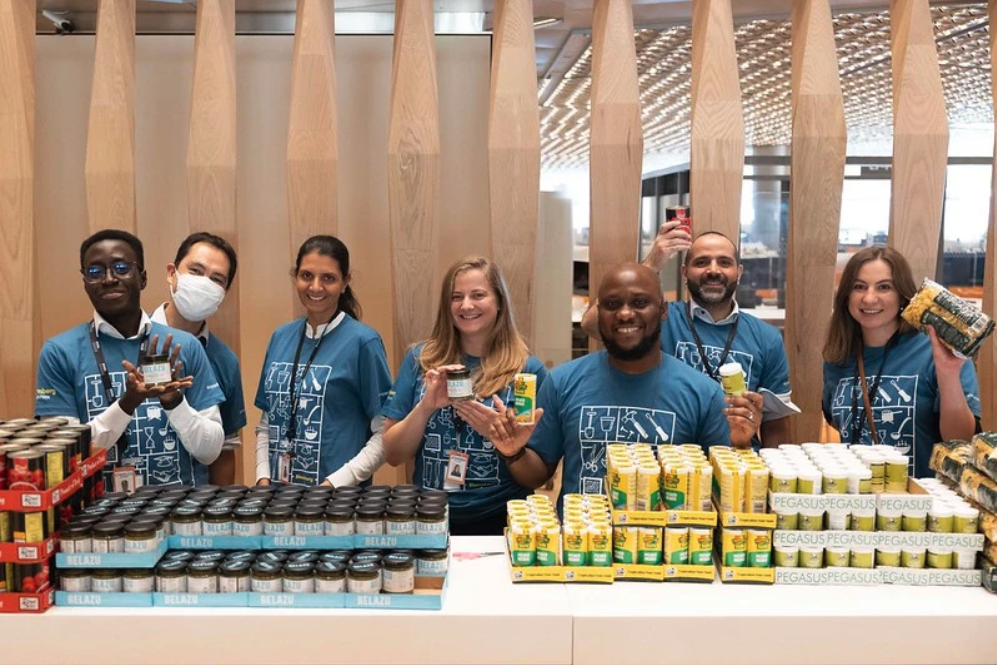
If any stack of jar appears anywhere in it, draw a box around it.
[60,547,448,595]
[78,483,450,540]
[709,448,769,514]
[606,444,662,511]
[657,445,713,511]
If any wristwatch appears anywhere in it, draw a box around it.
[499,448,527,464]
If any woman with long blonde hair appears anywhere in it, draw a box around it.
[382,257,547,535]
[822,245,979,477]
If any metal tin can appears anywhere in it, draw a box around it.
[612,526,639,564]
[722,529,746,567]
[513,373,537,423]
[688,527,713,566]
[746,529,771,568]
[663,526,689,565]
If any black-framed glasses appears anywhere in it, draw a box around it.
[81,261,140,283]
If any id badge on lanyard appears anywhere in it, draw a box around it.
[277,437,294,484]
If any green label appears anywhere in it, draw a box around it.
[724,551,746,567]
[512,551,536,567]
[664,489,686,510]
[589,551,612,567]
[690,550,712,566]
[564,551,587,567]
[667,548,690,565]
[613,547,635,564]
[747,551,771,568]
[639,550,663,565]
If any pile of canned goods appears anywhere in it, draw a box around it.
[0,417,92,492]
[606,443,713,513]
[58,482,449,546]
[759,443,906,497]
[719,528,771,568]
[507,495,612,567]
[710,448,769,514]
[614,524,714,566]
[772,542,976,570]
[59,547,449,595]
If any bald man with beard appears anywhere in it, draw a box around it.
[478,264,731,509]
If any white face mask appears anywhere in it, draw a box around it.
[171,272,226,322]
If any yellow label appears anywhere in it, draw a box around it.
[14,513,44,543]
[513,373,537,423]
[662,464,690,510]
[44,450,65,490]
[0,512,9,543]
[510,527,536,567]
[613,526,639,564]
[587,524,612,567]
[664,527,689,564]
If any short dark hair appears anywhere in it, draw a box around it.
[174,232,238,290]
[80,229,144,269]
[684,230,740,266]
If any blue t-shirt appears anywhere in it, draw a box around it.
[203,334,246,438]
[822,331,981,478]
[381,346,548,525]
[254,315,391,486]
[661,302,791,405]
[35,321,225,487]
[527,350,730,506]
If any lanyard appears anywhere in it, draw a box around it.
[684,306,739,382]
[88,321,151,450]
[850,333,898,444]
[285,314,338,442]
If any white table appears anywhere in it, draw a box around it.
[3,537,573,665]
[568,575,997,665]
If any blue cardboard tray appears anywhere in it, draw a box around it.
[55,591,153,607]
[55,539,169,569]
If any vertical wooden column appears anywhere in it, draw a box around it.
[979,0,997,429]
[0,0,36,416]
[888,0,948,283]
[487,0,540,347]
[287,0,338,252]
[187,0,239,348]
[786,0,846,443]
[588,0,642,320]
[86,0,136,233]
[690,0,744,241]
[387,0,440,369]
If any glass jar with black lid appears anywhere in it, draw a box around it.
[59,522,92,554]
[282,561,316,593]
[91,522,125,553]
[385,504,416,536]
[416,503,448,536]
[315,561,347,593]
[123,521,159,554]
[250,560,282,593]
[382,552,415,594]
[263,506,295,537]
[233,506,264,537]
[187,560,219,594]
[202,505,234,537]
[355,504,385,535]
[219,560,251,593]
[294,506,326,537]
[171,506,203,537]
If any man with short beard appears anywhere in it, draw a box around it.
[583,225,795,449]
[504,264,730,508]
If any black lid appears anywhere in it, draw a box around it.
[101,492,130,502]
[417,504,447,519]
[348,561,380,575]
[203,505,233,518]
[224,551,258,563]
[188,490,219,502]
[418,548,448,557]
[156,560,188,574]
[324,506,354,520]
[188,560,219,574]
[252,560,283,574]
[296,499,328,511]
[119,498,149,508]
[383,552,414,568]
[356,505,384,519]
[220,560,252,575]
[139,506,171,519]
[315,561,347,576]
[333,486,363,496]
[99,514,133,526]
[159,489,191,500]
[392,484,420,494]
[420,489,448,502]
[233,506,263,519]
[172,506,202,518]
[387,505,416,518]
[282,561,315,577]
[275,486,306,496]
[163,550,196,562]
[221,484,249,493]
[237,498,270,510]
[327,498,357,509]
[178,499,207,509]
[148,499,179,509]
[264,506,294,519]
[303,486,335,497]
[267,500,299,511]
[194,550,227,562]
[126,519,161,533]
[109,506,142,516]
[60,522,92,536]
[318,552,351,564]
[69,514,104,527]
[92,522,124,536]
[295,506,325,520]
[207,498,238,509]
[259,551,289,563]
[82,506,110,516]
[192,484,220,493]
[288,551,320,564]
[351,551,383,564]
[364,485,393,494]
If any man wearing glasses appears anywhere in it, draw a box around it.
[35,229,225,489]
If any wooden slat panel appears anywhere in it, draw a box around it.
[187,0,239,349]
[487,0,539,348]
[86,0,136,233]
[888,0,948,284]
[387,0,440,370]
[588,0,642,323]
[287,0,338,251]
[0,0,35,417]
[979,0,997,430]
[786,0,847,444]
[690,0,744,241]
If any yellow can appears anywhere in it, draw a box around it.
[885,458,909,493]
[562,522,588,567]
[722,528,747,567]
[663,526,689,565]
[612,526,639,564]
[535,523,560,566]
[745,466,769,514]
[695,465,713,512]
[509,523,536,567]
[513,373,537,423]
[636,465,661,512]
[638,527,663,565]
[662,463,690,510]
[587,523,612,566]
[746,529,771,568]
[688,527,713,566]
[609,465,636,511]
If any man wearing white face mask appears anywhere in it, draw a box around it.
[152,232,246,484]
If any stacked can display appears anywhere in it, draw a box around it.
[0,416,103,613]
